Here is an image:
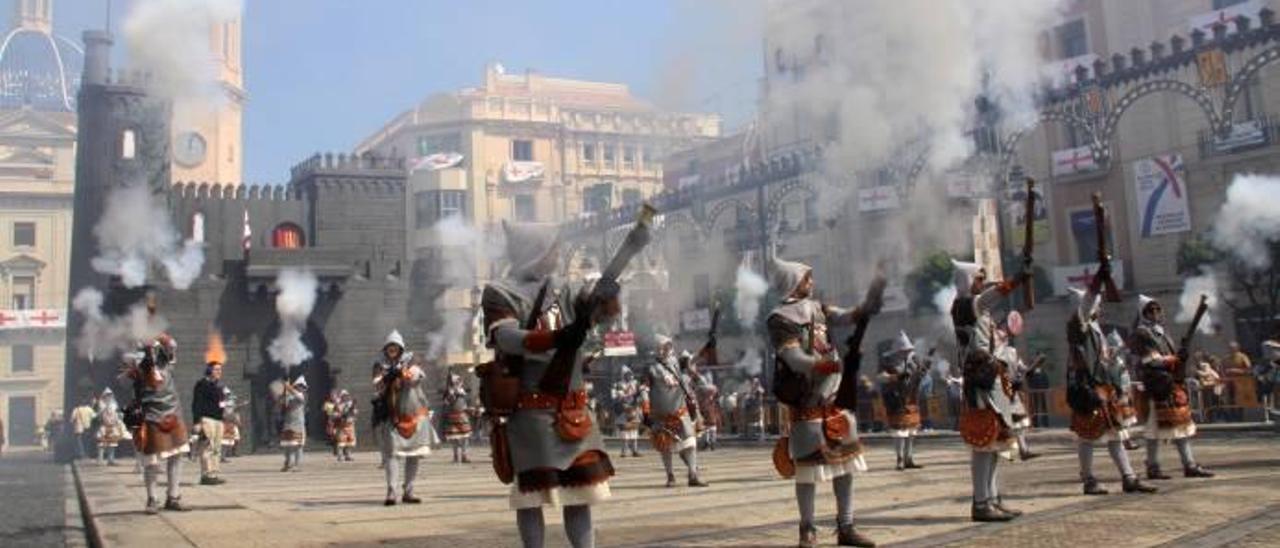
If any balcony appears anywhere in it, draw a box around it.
[1198,114,1279,159]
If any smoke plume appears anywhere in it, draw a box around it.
[424,215,488,361]
[734,348,763,377]
[71,288,168,362]
[90,184,205,290]
[734,263,768,327]
[123,0,243,128]
[268,269,318,367]
[1209,174,1280,270]
[1175,268,1221,335]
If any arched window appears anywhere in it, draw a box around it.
[271,223,305,249]
[121,129,136,159]
[191,212,205,243]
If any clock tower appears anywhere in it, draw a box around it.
[170,15,244,186]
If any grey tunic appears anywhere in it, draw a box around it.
[953,288,1015,427]
[374,357,435,456]
[644,357,697,448]
[767,297,861,462]
[281,390,306,438]
[483,278,609,479]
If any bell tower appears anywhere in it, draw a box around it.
[169,14,244,186]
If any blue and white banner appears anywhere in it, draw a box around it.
[1133,154,1192,238]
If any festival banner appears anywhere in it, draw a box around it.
[1051,145,1097,176]
[1052,262,1126,297]
[857,185,901,212]
[502,161,545,183]
[1132,154,1192,237]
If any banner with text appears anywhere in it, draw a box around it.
[1133,154,1192,237]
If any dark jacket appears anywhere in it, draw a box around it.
[192,377,225,421]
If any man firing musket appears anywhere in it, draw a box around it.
[766,253,885,548]
[480,205,652,548]
[1132,294,1214,480]
[951,176,1039,522]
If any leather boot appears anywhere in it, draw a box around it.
[837,524,877,547]
[1122,476,1157,493]
[163,497,190,512]
[798,524,818,548]
[665,474,676,488]
[1146,465,1172,480]
[971,501,1014,522]
[992,497,1022,517]
[1184,464,1215,478]
[1082,477,1108,495]
[904,458,924,469]
[895,458,904,471]
[688,477,710,487]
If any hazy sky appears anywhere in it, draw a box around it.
[20,0,763,183]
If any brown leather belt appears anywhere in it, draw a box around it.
[517,390,587,410]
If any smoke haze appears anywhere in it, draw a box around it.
[90,184,204,290]
[268,268,318,367]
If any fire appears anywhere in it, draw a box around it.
[205,329,227,365]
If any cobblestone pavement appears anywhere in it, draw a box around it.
[77,431,1279,547]
[0,448,78,548]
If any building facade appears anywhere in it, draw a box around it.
[563,0,1280,426]
[0,0,79,447]
[356,64,721,366]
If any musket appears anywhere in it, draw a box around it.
[1090,193,1122,302]
[703,301,722,366]
[539,204,657,396]
[834,270,888,410]
[1177,295,1209,374]
[1022,178,1038,310]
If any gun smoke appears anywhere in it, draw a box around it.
[268,268,318,368]
[1175,268,1221,335]
[71,287,169,362]
[123,0,243,128]
[734,263,768,327]
[424,214,490,361]
[1209,174,1280,271]
[90,184,205,290]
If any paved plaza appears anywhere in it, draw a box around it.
[74,431,1279,547]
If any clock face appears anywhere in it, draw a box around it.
[174,131,208,168]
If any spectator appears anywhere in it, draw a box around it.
[70,397,98,460]
[1258,340,1279,424]
[1026,359,1051,427]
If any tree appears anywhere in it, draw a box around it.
[1177,233,1280,342]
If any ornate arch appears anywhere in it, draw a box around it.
[765,179,816,234]
[1102,79,1223,143]
[701,197,758,235]
[1223,45,1280,126]
[998,109,1099,178]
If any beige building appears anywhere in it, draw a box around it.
[356,64,720,365]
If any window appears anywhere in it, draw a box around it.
[12,276,34,309]
[582,143,595,165]
[1213,0,1248,9]
[602,144,615,165]
[13,222,35,247]
[1236,75,1264,122]
[512,139,534,161]
[1056,19,1087,58]
[1070,209,1110,263]
[417,133,462,156]
[622,189,642,207]
[121,129,136,159]
[416,191,468,228]
[583,184,613,214]
[622,145,635,167]
[271,223,305,249]
[514,194,536,222]
[12,345,33,373]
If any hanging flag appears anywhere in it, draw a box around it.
[242,209,252,251]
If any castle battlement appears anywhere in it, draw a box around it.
[170,181,303,202]
[1046,7,1279,104]
[288,151,406,181]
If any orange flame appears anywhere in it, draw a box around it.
[205,329,226,365]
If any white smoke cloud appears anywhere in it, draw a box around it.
[425,214,488,361]
[734,348,763,377]
[268,269,318,367]
[932,285,957,316]
[734,263,768,327]
[90,184,204,290]
[1210,174,1280,271]
[71,288,168,361]
[1175,268,1221,335]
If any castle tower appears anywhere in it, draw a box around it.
[63,30,173,408]
[169,14,244,186]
